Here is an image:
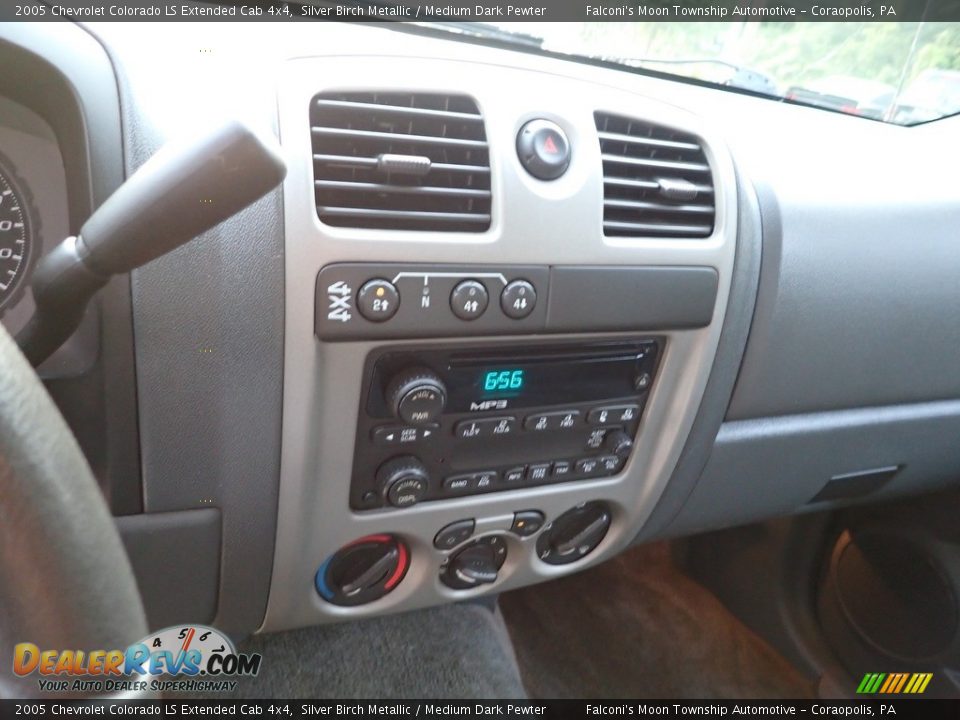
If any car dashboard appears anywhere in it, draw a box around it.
[1,21,959,639]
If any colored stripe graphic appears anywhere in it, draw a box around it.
[857,672,932,694]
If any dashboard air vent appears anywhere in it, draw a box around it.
[595,112,715,238]
[311,92,491,232]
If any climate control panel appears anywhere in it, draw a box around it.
[349,340,660,511]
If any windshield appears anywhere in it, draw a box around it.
[464,22,960,125]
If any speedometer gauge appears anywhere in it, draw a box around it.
[0,154,34,314]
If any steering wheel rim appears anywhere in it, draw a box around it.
[0,323,146,698]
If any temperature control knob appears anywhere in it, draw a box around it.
[316,534,409,606]
[376,456,429,508]
[386,367,447,425]
[537,502,612,565]
[441,535,508,590]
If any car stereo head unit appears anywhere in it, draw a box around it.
[349,339,661,511]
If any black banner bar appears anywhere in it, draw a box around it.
[3,0,960,22]
[1,700,960,720]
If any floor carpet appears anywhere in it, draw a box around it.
[499,542,815,699]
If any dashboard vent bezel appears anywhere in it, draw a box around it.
[311,91,492,233]
[595,111,715,239]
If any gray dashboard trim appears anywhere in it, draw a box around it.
[664,399,960,538]
[635,169,763,541]
[92,32,286,636]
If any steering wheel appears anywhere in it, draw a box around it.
[0,323,147,697]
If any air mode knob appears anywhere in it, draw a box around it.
[536,501,612,565]
[377,455,430,508]
[386,367,447,425]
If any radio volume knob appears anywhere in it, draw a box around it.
[386,367,447,425]
[377,456,430,508]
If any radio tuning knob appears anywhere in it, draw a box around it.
[386,367,447,425]
[604,429,634,458]
[376,456,430,508]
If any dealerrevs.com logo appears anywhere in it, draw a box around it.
[13,625,262,694]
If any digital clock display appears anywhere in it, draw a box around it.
[482,368,525,393]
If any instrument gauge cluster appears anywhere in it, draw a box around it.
[0,152,36,317]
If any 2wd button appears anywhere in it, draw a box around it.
[357,279,399,322]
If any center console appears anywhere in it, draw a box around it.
[261,49,738,631]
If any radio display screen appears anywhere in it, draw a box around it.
[481,368,525,394]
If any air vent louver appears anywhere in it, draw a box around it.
[311,92,491,232]
[595,112,715,238]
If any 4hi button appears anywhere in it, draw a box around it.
[501,280,536,319]
[517,119,570,180]
[357,279,399,322]
[450,280,489,321]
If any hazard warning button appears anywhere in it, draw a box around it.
[516,119,570,180]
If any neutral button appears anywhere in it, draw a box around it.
[524,410,580,432]
[500,279,537,319]
[517,119,571,180]
[434,519,476,550]
[450,279,489,320]
[357,279,400,322]
[511,511,546,538]
[587,404,640,426]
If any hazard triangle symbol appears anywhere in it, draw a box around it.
[543,135,559,154]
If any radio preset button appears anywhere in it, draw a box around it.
[586,428,608,450]
[500,279,537,319]
[504,466,526,483]
[524,410,581,432]
[475,470,498,490]
[587,404,640,426]
[599,455,624,473]
[527,464,551,481]
[434,519,476,550]
[576,458,601,476]
[356,279,400,322]
[443,474,477,494]
[450,279,489,320]
[454,417,516,439]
